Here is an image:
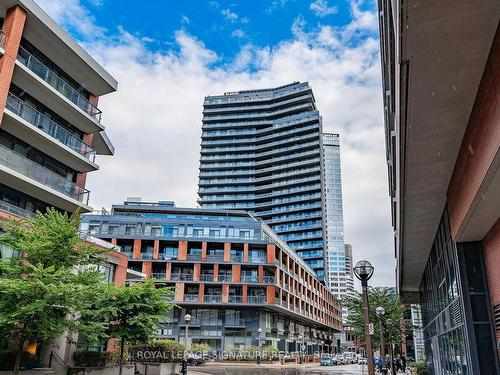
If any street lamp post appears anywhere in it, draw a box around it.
[257,328,262,365]
[181,313,191,375]
[353,260,375,375]
[376,306,386,372]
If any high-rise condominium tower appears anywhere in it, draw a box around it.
[198,82,327,279]
[322,133,349,296]
[0,0,117,222]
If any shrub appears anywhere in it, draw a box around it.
[73,351,111,367]
[0,350,37,370]
[416,361,429,375]
[191,343,211,353]
[129,339,185,363]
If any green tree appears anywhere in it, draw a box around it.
[343,287,406,350]
[0,209,106,375]
[81,281,173,375]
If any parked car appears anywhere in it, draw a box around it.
[320,356,336,366]
[187,354,205,366]
[357,357,367,365]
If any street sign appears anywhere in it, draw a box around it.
[368,323,374,335]
[301,344,306,351]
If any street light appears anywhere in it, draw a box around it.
[354,260,375,375]
[257,328,263,365]
[376,306,386,372]
[298,334,304,364]
[181,313,191,375]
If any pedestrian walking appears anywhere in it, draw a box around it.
[401,353,407,373]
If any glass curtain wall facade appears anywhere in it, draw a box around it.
[198,82,327,279]
[322,133,347,297]
[420,208,498,374]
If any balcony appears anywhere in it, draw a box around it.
[217,274,232,282]
[151,273,166,280]
[225,318,246,327]
[5,93,96,162]
[186,254,202,261]
[200,274,214,282]
[206,254,225,262]
[0,200,35,218]
[247,296,266,304]
[170,273,194,281]
[240,275,258,283]
[263,276,275,284]
[204,295,222,303]
[228,295,243,303]
[0,30,6,50]
[231,255,243,262]
[0,144,90,204]
[248,257,267,264]
[184,294,200,303]
[140,253,153,260]
[17,47,102,122]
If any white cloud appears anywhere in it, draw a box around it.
[231,29,245,38]
[180,15,190,24]
[221,8,238,22]
[37,0,395,288]
[310,0,338,17]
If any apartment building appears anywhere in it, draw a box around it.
[197,82,328,280]
[378,0,499,373]
[0,0,117,220]
[81,200,343,352]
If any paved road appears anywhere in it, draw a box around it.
[189,364,374,375]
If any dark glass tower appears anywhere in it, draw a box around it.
[197,82,327,279]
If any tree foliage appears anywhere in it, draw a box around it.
[343,287,406,347]
[0,209,106,373]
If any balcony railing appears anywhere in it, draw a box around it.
[240,275,258,283]
[263,276,275,284]
[186,254,202,261]
[204,295,222,303]
[228,295,243,303]
[151,273,166,280]
[184,294,200,303]
[206,254,224,262]
[247,296,266,304]
[248,257,267,264]
[225,319,246,326]
[140,253,153,259]
[217,274,231,282]
[0,200,35,218]
[6,93,96,161]
[0,30,6,50]
[231,255,243,262]
[121,251,132,257]
[17,46,102,122]
[170,273,194,281]
[200,274,214,282]
[0,144,90,204]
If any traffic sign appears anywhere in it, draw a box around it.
[368,323,374,335]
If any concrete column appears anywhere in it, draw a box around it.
[243,243,249,262]
[266,244,276,264]
[222,284,229,303]
[166,263,172,280]
[193,263,201,281]
[198,283,205,303]
[224,242,231,262]
[142,262,151,278]
[178,241,188,261]
[213,263,219,282]
[175,283,184,302]
[232,264,241,282]
[201,241,207,261]
[242,284,248,303]
[153,240,160,260]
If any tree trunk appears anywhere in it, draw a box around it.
[13,337,24,375]
[119,337,125,375]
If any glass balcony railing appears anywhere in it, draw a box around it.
[228,296,243,303]
[240,275,258,283]
[204,295,222,303]
[6,93,96,161]
[170,273,194,281]
[17,46,102,122]
[0,144,90,204]
[0,30,6,50]
[0,200,35,218]
[247,296,266,304]
[151,273,166,280]
[200,274,214,282]
[184,294,200,303]
[217,274,232,282]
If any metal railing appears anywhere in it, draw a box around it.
[206,254,225,262]
[228,295,243,303]
[204,295,222,303]
[6,93,96,161]
[199,274,214,282]
[240,275,258,283]
[225,318,246,326]
[17,46,102,122]
[263,276,276,284]
[217,274,231,282]
[0,30,6,50]
[231,255,243,262]
[0,200,35,218]
[184,294,199,303]
[186,254,202,261]
[247,296,266,304]
[140,252,154,259]
[151,273,166,280]
[248,257,267,264]
[0,143,90,204]
[170,273,194,281]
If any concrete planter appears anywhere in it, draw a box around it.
[135,362,180,375]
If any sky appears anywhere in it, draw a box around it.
[37,0,395,288]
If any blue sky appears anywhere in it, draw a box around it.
[38,0,393,287]
[77,0,369,63]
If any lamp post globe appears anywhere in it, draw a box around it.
[376,306,386,318]
[353,260,374,281]
[184,314,192,323]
